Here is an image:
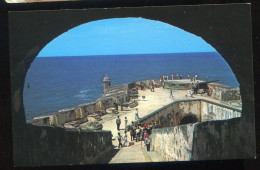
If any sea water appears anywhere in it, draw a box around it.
[23,52,239,120]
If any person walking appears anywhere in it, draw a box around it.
[117,132,123,148]
[180,74,182,80]
[170,89,174,99]
[125,117,128,129]
[135,108,139,120]
[116,116,121,131]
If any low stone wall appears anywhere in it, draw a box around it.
[137,100,201,128]
[151,117,254,161]
[208,83,240,101]
[191,118,254,160]
[13,124,112,166]
[201,101,241,122]
[30,96,123,126]
[151,124,195,161]
[135,99,241,128]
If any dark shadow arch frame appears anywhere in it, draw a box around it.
[9,4,255,163]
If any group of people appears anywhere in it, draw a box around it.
[160,74,201,82]
[115,108,140,131]
[117,119,158,152]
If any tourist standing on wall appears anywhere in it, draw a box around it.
[173,74,176,80]
[135,108,139,120]
[180,74,183,80]
[195,74,198,81]
[116,116,121,131]
[125,117,128,129]
[118,132,123,148]
[187,74,190,79]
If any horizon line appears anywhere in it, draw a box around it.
[38,51,218,58]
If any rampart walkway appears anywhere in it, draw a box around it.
[100,86,241,163]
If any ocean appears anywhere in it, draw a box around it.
[23,52,239,120]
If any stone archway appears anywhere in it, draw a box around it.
[179,114,198,125]
[10,7,254,130]
[9,5,254,165]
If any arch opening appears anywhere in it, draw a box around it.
[179,114,199,125]
[23,17,241,121]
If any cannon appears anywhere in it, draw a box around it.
[193,80,219,94]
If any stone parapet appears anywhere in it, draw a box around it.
[13,124,112,166]
[151,124,196,161]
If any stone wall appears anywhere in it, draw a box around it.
[208,83,240,101]
[13,124,112,166]
[135,99,241,128]
[201,101,241,122]
[135,79,161,88]
[138,99,244,161]
[151,117,254,161]
[151,124,195,161]
[138,100,201,128]
[29,96,121,126]
[191,118,254,160]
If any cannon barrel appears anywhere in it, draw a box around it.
[197,80,219,85]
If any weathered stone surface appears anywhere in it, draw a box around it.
[191,118,255,160]
[151,124,195,161]
[13,124,112,166]
[136,99,241,128]
[208,83,241,101]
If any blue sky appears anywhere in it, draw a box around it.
[38,17,216,57]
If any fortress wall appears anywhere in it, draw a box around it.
[137,100,201,127]
[136,99,241,129]
[151,124,195,161]
[208,84,240,101]
[56,110,77,125]
[201,101,241,122]
[151,117,252,161]
[13,124,113,166]
[139,99,244,161]
[29,95,124,126]
[191,118,254,160]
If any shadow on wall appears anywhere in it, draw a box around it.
[179,114,198,125]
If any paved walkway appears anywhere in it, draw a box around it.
[109,142,151,163]
[101,87,175,139]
